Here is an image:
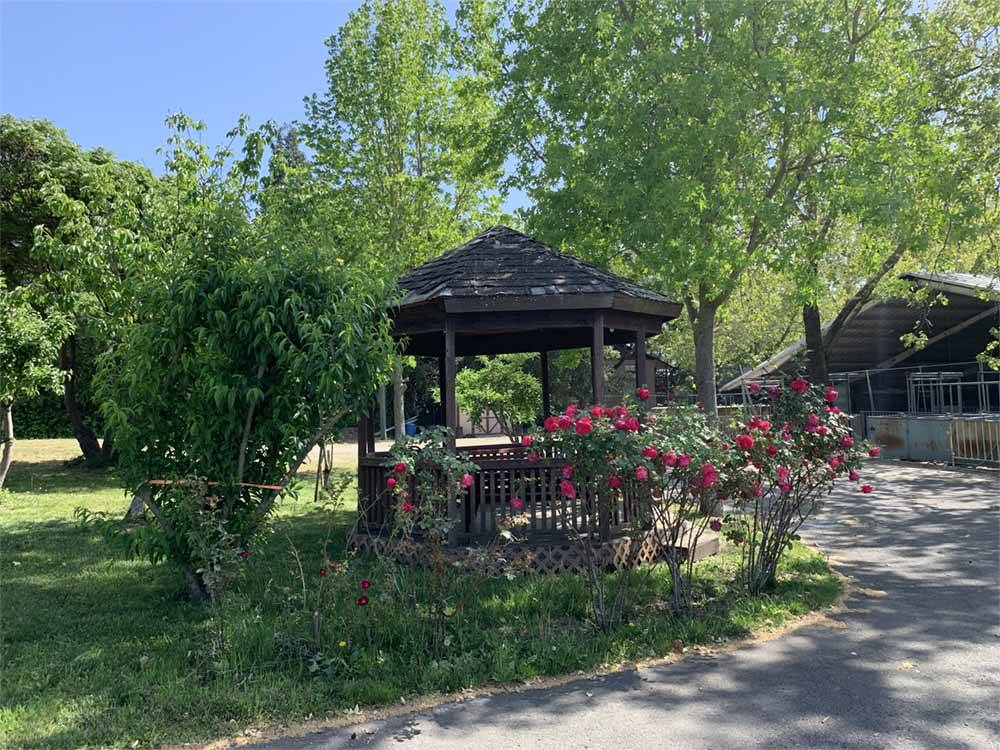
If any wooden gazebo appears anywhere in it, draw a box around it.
[356,226,682,554]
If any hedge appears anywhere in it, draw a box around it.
[10,393,74,439]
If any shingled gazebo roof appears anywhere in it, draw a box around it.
[397,225,679,317]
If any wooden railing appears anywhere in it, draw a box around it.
[357,444,644,543]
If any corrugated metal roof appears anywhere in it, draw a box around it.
[902,272,1000,299]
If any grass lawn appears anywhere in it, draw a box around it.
[1,440,843,749]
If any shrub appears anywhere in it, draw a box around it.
[454,354,541,441]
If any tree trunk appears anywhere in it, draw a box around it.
[392,361,405,440]
[0,404,14,490]
[60,337,102,463]
[802,303,829,384]
[691,303,719,423]
[101,428,115,463]
[183,565,210,603]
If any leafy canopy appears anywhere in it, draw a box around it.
[455,354,541,440]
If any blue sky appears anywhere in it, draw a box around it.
[1,1,525,210]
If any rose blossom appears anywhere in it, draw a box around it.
[635,466,649,481]
[614,418,628,431]
[824,387,839,403]
[564,403,579,417]
[557,414,573,430]
[790,377,808,394]
[849,470,859,481]
[560,479,577,499]
[461,473,474,488]
[608,475,623,489]
[360,579,371,590]
[511,496,525,511]
[239,549,251,559]
[626,417,640,432]
[521,434,533,447]
[869,446,881,458]
[590,405,604,419]
[701,462,718,488]
[562,464,574,479]
[841,436,854,448]
[678,454,692,468]
[402,500,414,513]
[749,382,761,394]
[544,416,559,433]
[642,446,658,459]
[860,484,874,494]
[766,444,778,456]
[386,477,396,489]
[357,595,369,607]
[709,518,722,532]
[575,417,594,435]
[636,387,650,401]
[736,434,754,451]
[662,450,677,467]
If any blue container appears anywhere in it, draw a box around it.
[405,422,417,436]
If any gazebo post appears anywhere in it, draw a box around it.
[443,317,460,544]
[591,313,605,405]
[635,329,647,396]
[540,350,551,417]
[438,355,447,428]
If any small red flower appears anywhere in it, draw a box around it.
[461,472,474,488]
[662,450,677,467]
[824,387,839,403]
[608,475,623,489]
[320,567,328,577]
[790,377,808,394]
[869,446,881,458]
[766,444,777,457]
[749,382,761,394]
[635,466,649,482]
[736,434,754,451]
[544,416,560,433]
[357,595,369,606]
[575,417,593,435]
[239,549,251,559]
[642,445,658,459]
[527,452,539,464]
[849,470,859,481]
[700,462,718,488]
[510,496,525,511]
[709,518,722,532]
[360,579,371,590]
[860,484,874,494]
[386,477,396,489]
[557,414,573,430]
[521,434,534,447]
[560,479,577,499]
[678,453,691,468]
[402,500,414,513]
[393,461,408,474]
[636,387,650,401]
[562,464,574,479]
[841,436,854,448]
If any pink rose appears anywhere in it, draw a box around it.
[642,446,658,459]
[849,470,859,481]
[510,496,524,511]
[562,464,574,479]
[608,475,623,489]
[824,387,839,403]
[560,479,576,499]
[635,466,649,481]
[636,387,650,401]
[841,436,854,448]
[869,446,881,458]
[736,434,754,451]
[564,403,579,417]
[700,462,718,488]
[776,465,790,484]
[614,418,628,431]
[461,472,474,488]
[749,382,761,394]
[521,434,533,447]
[402,500,414,513]
[678,454,691,468]
[860,484,873,494]
[662,450,677,467]
[386,477,396,489]
[778,482,792,493]
[790,377,808,394]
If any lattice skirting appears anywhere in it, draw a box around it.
[348,531,720,575]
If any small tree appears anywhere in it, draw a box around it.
[0,284,72,488]
[455,354,541,441]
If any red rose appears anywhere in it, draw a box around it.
[562,464,574,479]
[393,461,408,474]
[564,403,579,417]
[736,434,754,451]
[544,416,559,432]
[841,436,854,448]
[700,462,718,488]
[511,496,525,511]
[589,405,604,419]
[521,434,534,447]
[320,567,327,577]
[557,414,573,430]
[239,549,250,559]
[749,382,761,394]
[642,446,658,459]
[575,417,593,435]
[824,387,839,403]
[386,477,396,489]
[678,454,691,468]
[614,418,628,431]
[461,472,474,488]
[860,484,873,494]
[849,470,859,481]
[662,450,677,467]
[767,386,781,399]
[402,500,414,513]
[722,442,730,451]
[360,579,371,590]
[608,475,623,489]
[635,466,649,481]
[357,595,369,606]
[790,377,808,394]
[636,387,650,401]
[560,479,577,499]
[626,417,640,432]
[766,444,777,456]
[869,446,881,458]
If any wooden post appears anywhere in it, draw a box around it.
[367,408,376,454]
[356,414,369,462]
[444,318,459,544]
[635,328,647,391]
[540,350,551,418]
[438,355,447,428]
[591,313,605,405]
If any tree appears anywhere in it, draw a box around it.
[486,0,936,419]
[303,0,503,436]
[0,283,72,488]
[95,117,397,600]
[0,115,156,462]
[455,354,541,440]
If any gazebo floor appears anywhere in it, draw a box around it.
[349,528,720,575]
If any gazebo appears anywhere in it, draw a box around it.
[356,226,682,553]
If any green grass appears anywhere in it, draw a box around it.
[1,441,842,749]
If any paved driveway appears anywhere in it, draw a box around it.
[245,463,999,750]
